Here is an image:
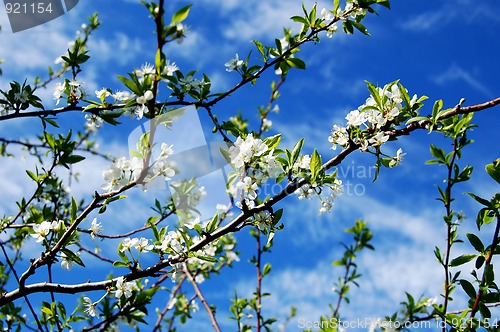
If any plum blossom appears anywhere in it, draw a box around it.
[229,133,268,169]
[112,90,132,102]
[294,184,315,200]
[95,88,111,100]
[83,297,98,317]
[157,230,184,253]
[60,252,72,271]
[114,277,134,299]
[328,125,349,150]
[254,211,273,232]
[319,197,334,215]
[321,8,334,22]
[183,216,201,229]
[135,237,154,253]
[89,218,103,240]
[236,176,258,201]
[135,63,155,77]
[179,76,208,91]
[31,221,53,243]
[345,109,366,127]
[424,297,437,307]
[135,90,154,120]
[225,53,244,72]
[369,131,389,146]
[120,237,139,252]
[84,114,103,132]
[389,148,406,167]
[326,23,338,38]
[163,60,179,76]
[14,90,29,103]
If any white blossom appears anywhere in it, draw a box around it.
[328,125,349,150]
[90,218,103,240]
[114,277,134,299]
[389,148,406,167]
[31,221,53,243]
[120,238,139,252]
[135,237,154,253]
[236,176,258,201]
[135,63,155,77]
[345,109,367,127]
[95,88,111,100]
[369,131,390,146]
[225,53,244,72]
[60,252,72,271]
[83,297,99,317]
[163,60,179,76]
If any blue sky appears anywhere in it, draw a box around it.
[1,0,500,331]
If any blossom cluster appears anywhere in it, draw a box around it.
[228,134,281,209]
[54,79,87,105]
[30,219,63,243]
[328,82,417,166]
[101,142,175,192]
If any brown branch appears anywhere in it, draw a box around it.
[2,97,499,307]
[183,262,221,332]
[152,276,185,332]
[469,213,500,319]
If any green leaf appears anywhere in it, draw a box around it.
[70,197,78,222]
[459,279,476,300]
[61,248,85,267]
[113,261,130,268]
[148,218,160,241]
[290,138,304,166]
[290,15,308,25]
[484,264,495,286]
[429,144,446,163]
[64,155,86,164]
[333,0,340,12]
[365,81,381,108]
[431,99,443,120]
[26,170,38,182]
[310,149,322,182]
[262,263,272,277]
[206,212,218,234]
[273,208,284,225]
[467,193,491,207]
[450,254,477,267]
[43,117,59,128]
[485,158,500,185]
[476,208,495,230]
[252,40,266,59]
[117,74,140,95]
[286,58,306,70]
[171,5,192,23]
[351,21,370,35]
[466,233,484,253]
[263,134,281,150]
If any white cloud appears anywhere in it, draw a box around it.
[399,1,500,32]
[432,64,494,98]
[198,0,330,42]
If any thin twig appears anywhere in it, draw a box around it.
[183,262,221,332]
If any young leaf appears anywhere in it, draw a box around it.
[171,5,192,23]
[485,158,500,185]
[310,149,322,182]
[466,233,484,253]
[449,254,477,267]
[459,279,476,300]
[70,197,78,222]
